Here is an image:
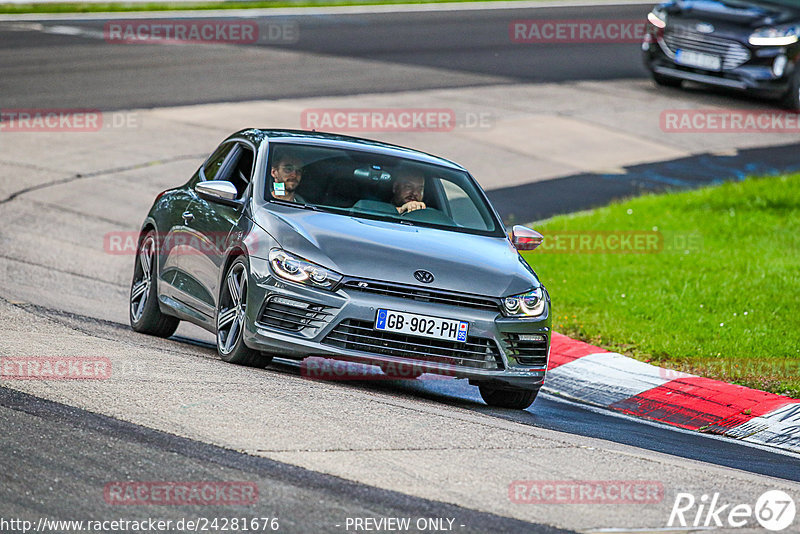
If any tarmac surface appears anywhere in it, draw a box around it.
[1,4,799,532]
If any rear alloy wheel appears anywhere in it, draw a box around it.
[216,257,272,367]
[129,230,179,337]
[479,385,539,410]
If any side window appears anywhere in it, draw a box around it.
[229,144,254,199]
[202,143,235,181]
[441,179,489,230]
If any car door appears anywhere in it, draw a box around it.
[157,142,236,311]
[176,141,255,324]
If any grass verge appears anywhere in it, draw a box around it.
[522,173,800,398]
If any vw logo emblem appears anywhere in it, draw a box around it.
[696,23,714,34]
[414,270,434,284]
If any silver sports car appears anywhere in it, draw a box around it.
[130,129,550,409]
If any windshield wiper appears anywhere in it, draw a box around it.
[269,200,359,218]
[270,199,322,211]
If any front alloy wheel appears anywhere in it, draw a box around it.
[129,230,179,337]
[216,257,272,367]
[479,385,539,410]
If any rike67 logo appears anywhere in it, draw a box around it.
[668,490,796,531]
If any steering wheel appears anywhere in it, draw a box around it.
[400,206,437,216]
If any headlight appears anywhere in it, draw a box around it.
[268,249,342,289]
[647,7,667,29]
[503,287,547,317]
[749,24,800,46]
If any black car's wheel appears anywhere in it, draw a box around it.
[781,69,800,111]
[479,385,539,410]
[217,257,272,367]
[130,230,180,337]
[652,72,682,88]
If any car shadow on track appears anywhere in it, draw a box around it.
[169,335,800,483]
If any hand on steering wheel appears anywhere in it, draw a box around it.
[397,201,426,214]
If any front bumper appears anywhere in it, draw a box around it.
[243,257,551,391]
[643,25,797,97]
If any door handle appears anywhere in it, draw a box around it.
[182,211,194,223]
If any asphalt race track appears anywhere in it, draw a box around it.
[0,4,653,110]
[1,3,799,532]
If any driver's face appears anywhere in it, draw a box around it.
[393,175,424,205]
[271,158,303,192]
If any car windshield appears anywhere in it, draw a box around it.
[264,142,504,237]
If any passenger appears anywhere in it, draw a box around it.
[392,169,426,214]
[270,150,305,203]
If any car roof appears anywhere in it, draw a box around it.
[229,128,466,172]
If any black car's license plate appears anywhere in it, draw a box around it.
[675,49,721,71]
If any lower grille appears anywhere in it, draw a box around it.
[660,29,750,71]
[322,319,504,370]
[504,333,548,367]
[257,296,332,333]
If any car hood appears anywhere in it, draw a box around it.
[252,206,540,297]
[669,0,799,27]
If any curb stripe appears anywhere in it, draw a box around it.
[609,377,794,430]
[545,332,799,452]
[731,403,800,453]
[545,352,671,406]
[548,333,608,370]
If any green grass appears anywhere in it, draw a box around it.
[522,173,800,398]
[0,0,550,14]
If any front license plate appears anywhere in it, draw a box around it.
[675,49,721,71]
[375,309,469,343]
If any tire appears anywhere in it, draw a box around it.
[780,69,800,111]
[652,72,682,88]
[216,256,272,367]
[479,385,539,410]
[129,230,180,337]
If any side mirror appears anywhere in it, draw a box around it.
[511,225,544,251]
[196,180,239,203]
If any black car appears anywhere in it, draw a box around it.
[643,0,800,109]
